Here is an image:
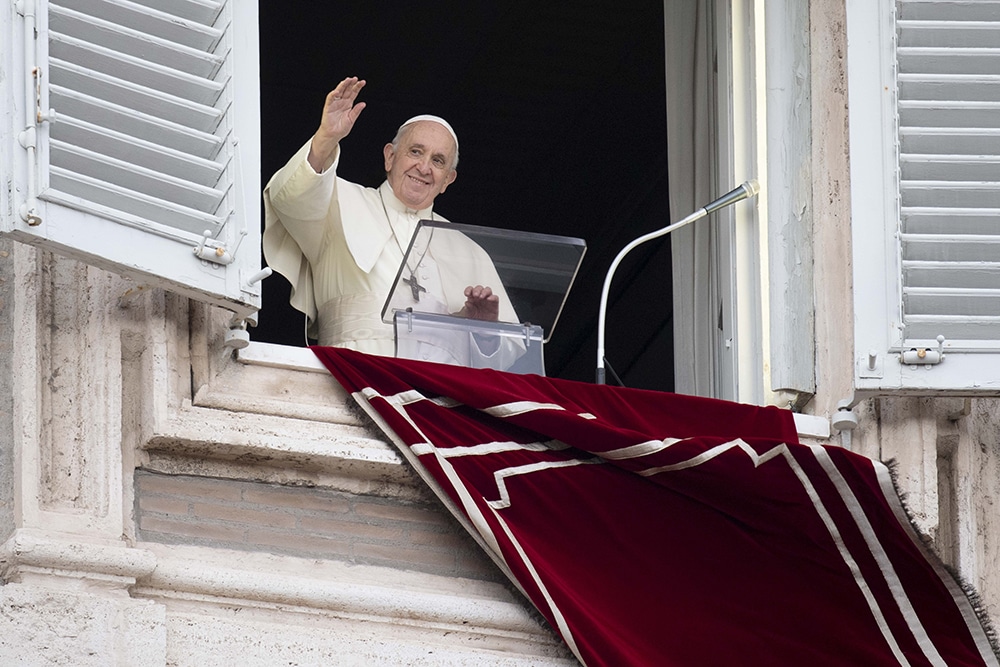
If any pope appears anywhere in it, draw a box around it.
[262,77,520,367]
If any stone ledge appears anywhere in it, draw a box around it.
[793,412,831,440]
[157,339,422,495]
[0,529,157,587]
[194,341,354,424]
[238,342,834,442]
[133,542,568,659]
[142,400,413,485]
[237,341,328,373]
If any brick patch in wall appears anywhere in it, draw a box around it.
[134,470,503,583]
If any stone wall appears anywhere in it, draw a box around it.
[135,470,504,582]
[0,239,15,544]
[0,244,573,666]
[845,395,1000,629]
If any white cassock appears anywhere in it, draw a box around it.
[262,139,524,369]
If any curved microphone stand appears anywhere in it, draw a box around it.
[596,180,760,384]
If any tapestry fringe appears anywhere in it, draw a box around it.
[884,459,1000,659]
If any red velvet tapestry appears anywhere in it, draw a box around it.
[313,346,999,667]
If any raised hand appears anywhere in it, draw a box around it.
[458,285,500,321]
[308,77,367,172]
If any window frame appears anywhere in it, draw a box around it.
[669,0,772,406]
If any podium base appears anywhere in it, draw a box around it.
[392,310,545,375]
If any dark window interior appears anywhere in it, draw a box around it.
[255,2,673,391]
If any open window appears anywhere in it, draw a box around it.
[253,3,676,391]
[1,0,262,321]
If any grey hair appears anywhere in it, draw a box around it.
[390,121,460,171]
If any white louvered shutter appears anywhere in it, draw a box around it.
[849,0,1000,394]
[2,0,262,320]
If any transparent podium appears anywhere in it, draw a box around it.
[381,220,586,375]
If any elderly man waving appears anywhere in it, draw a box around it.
[263,77,519,367]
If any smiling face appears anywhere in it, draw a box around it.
[383,121,458,210]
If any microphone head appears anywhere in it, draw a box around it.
[701,179,762,215]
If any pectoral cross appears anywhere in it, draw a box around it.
[402,274,426,301]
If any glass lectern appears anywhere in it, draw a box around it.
[381,220,586,375]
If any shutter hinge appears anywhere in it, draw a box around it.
[16,0,56,227]
[900,335,945,368]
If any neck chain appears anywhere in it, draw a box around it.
[379,188,436,301]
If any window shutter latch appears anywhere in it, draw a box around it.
[193,229,234,266]
[900,335,946,369]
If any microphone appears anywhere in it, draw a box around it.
[596,180,761,384]
[703,180,760,215]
